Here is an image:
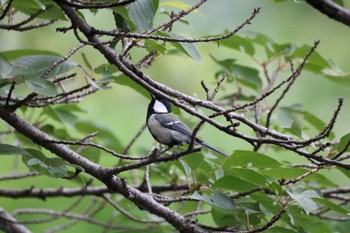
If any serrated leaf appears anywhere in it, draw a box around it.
[159,32,201,63]
[81,53,92,70]
[162,1,201,14]
[224,150,281,168]
[276,105,303,137]
[218,33,255,56]
[12,0,66,20]
[113,6,136,32]
[334,132,350,153]
[0,53,13,78]
[260,167,308,180]
[0,144,30,156]
[211,207,240,227]
[296,110,335,139]
[33,0,45,10]
[213,175,258,192]
[126,0,158,32]
[22,148,73,178]
[223,168,268,187]
[25,77,58,97]
[145,39,167,54]
[191,190,238,210]
[286,190,320,214]
[177,153,204,177]
[211,56,261,91]
[0,49,61,61]
[78,66,108,89]
[10,55,77,79]
[313,198,349,215]
[251,192,281,214]
[113,74,150,98]
[266,227,297,233]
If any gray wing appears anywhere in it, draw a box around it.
[155,114,193,136]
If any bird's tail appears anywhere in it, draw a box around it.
[194,138,228,157]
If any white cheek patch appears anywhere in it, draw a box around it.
[153,100,168,113]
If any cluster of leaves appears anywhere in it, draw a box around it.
[1,0,350,233]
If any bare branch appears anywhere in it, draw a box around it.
[306,0,350,27]
[0,108,205,232]
[57,0,137,9]
[0,208,31,233]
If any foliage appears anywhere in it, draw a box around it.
[0,0,350,232]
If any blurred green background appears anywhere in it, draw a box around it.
[1,0,350,150]
[1,0,350,232]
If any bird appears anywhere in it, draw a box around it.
[146,94,228,157]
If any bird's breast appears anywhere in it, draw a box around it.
[147,114,188,146]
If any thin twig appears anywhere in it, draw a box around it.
[0,0,14,21]
[123,124,147,154]
[102,194,163,223]
[5,79,16,109]
[58,0,136,9]
[43,139,146,161]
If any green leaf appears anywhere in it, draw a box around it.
[251,192,281,214]
[222,167,282,193]
[21,148,74,178]
[333,0,344,6]
[211,57,261,91]
[162,1,202,14]
[337,167,350,179]
[313,198,349,215]
[81,53,93,71]
[33,0,45,10]
[260,167,309,180]
[211,207,241,227]
[276,105,303,137]
[0,144,30,156]
[0,49,61,61]
[321,60,350,87]
[286,190,320,214]
[266,227,297,233]
[223,168,268,187]
[145,39,167,54]
[177,153,204,177]
[296,110,334,139]
[159,32,201,63]
[114,74,150,98]
[218,33,255,56]
[12,0,66,20]
[25,77,58,97]
[224,150,281,168]
[213,175,258,192]
[334,132,350,153]
[0,53,13,78]
[78,66,108,89]
[126,0,159,32]
[288,44,330,69]
[113,7,136,32]
[191,190,238,210]
[10,55,77,79]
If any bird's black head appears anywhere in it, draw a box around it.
[147,94,172,117]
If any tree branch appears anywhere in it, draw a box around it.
[0,108,206,233]
[0,208,31,233]
[306,0,350,27]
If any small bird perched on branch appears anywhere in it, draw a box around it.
[146,94,227,157]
